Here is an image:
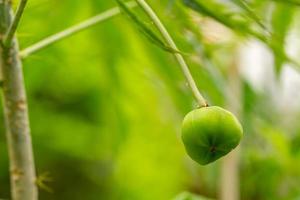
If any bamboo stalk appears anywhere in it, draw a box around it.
[0,1,38,200]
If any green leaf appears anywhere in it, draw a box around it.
[182,0,243,30]
[270,4,295,74]
[182,0,300,73]
[232,0,268,31]
[173,192,214,200]
[182,0,267,41]
[115,0,181,54]
[270,0,300,6]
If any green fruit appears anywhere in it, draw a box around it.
[181,106,243,165]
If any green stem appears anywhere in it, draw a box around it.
[20,1,137,59]
[135,0,207,107]
[3,0,28,47]
[0,1,38,200]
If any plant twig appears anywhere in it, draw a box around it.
[20,1,137,59]
[3,0,28,47]
[135,0,207,107]
[0,1,38,200]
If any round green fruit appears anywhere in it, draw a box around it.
[181,106,243,165]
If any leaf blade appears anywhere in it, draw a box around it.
[116,0,181,54]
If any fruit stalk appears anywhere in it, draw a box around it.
[135,0,208,107]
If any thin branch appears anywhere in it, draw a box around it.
[20,1,137,59]
[3,0,29,47]
[135,0,208,107]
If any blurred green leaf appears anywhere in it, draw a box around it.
[231,0,267,31]
[173,192,214,200]
[182,0,300,73]
[182,0,266,41]
[270,4,295,74]
[270,0,300,6]
[116,0,181,54]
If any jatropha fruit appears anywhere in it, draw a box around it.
[181,106,243,165]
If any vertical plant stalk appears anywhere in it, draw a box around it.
[220,148,240,200]
[220,57,241,200]
[135,0,208,107]
[0,1,38,200]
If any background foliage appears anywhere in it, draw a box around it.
[1,0,300,199]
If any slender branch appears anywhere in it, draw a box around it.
[3,0,28,47]
[20,1,137,59]
[135,0,207,107]
[0,1,38,200]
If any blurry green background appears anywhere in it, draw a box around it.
[1,0,300,199]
